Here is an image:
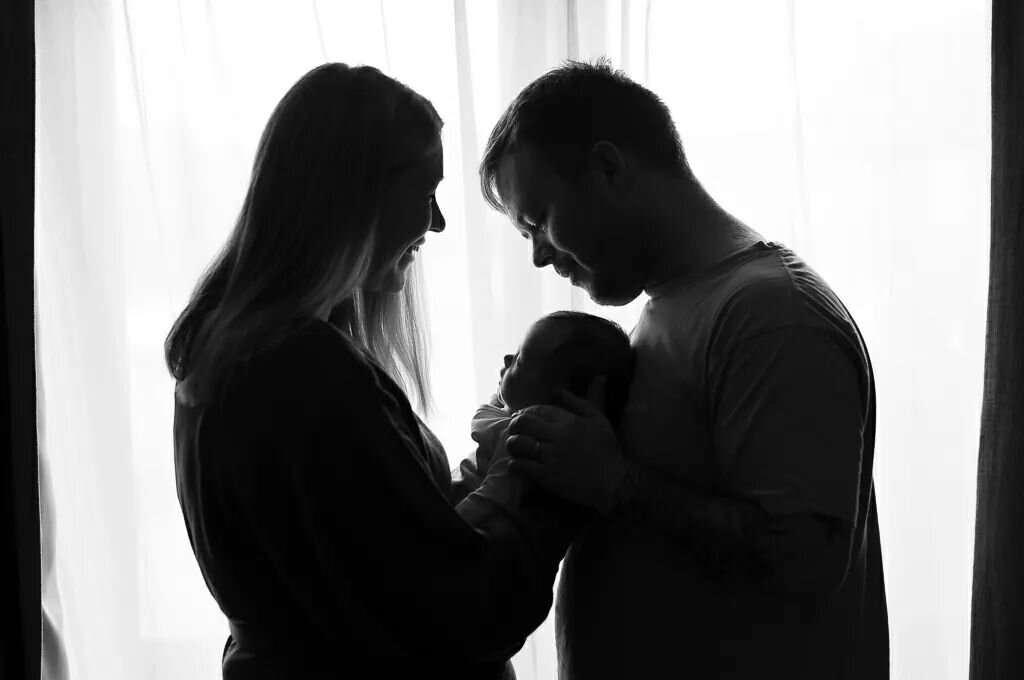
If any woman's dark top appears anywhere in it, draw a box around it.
[173,319,567,679]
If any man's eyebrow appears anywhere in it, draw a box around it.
[512,216,534,237]
[512,210,535,228]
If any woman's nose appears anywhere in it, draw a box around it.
[429,198,445,233]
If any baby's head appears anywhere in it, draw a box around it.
[498,311,634,426]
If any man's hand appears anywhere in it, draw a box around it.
[505,376,627,512]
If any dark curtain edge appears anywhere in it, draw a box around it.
[970,0,1024,678]
[0,0,39,679]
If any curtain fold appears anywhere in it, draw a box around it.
[453,0,499,404]
[36,0,145,676]
[1,0,39,679]
[969,1,1024,677]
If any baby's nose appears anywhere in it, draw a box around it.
[503,354,514,367]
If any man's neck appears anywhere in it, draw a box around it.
[641,179,761,292]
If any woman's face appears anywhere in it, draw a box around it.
[364,141,446,293]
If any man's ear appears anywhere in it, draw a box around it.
[588,141,634,197]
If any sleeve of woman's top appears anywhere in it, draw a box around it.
[229,331,553,665]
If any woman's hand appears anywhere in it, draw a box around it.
[505,376,627,513]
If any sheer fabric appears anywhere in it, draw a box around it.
[35,1,989,678]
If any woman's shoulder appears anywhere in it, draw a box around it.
[276,317,364,360]
[236,318,381,404]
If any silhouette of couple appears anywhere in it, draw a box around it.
[168,59,889,679]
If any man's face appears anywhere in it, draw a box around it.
[494,143,646,306]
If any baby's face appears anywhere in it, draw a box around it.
[498,320,566,412]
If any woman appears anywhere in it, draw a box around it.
[165,63,565,679]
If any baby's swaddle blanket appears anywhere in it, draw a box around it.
[458,402,523,510]
[470,403,513,472]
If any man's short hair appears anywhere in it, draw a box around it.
[480,56,690,212]
[541,310,635,428]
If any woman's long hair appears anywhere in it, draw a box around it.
[165,63,440,415]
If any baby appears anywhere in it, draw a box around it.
[456,311,635,525]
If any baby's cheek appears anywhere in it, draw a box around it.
[524,374,558,405]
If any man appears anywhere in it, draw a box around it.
[480,58,889,679]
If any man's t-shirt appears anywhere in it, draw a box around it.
[555,241,889,679]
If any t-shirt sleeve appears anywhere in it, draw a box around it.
[228,329,553,665]
[708,326,868,524]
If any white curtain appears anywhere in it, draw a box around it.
[34,1,990,678]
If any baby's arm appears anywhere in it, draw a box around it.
[450,394,511,504]
[456,402,588,566]
[456,424,530,525]
[451,449,487,504]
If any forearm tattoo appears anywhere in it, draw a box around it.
[609,462,776,583]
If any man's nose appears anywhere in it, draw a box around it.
[429,199,446,233]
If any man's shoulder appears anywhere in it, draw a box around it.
[703,248,873,394]
[714,245,858,339]
[650,242,802,316]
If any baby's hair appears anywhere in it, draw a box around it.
[540,311,635,428]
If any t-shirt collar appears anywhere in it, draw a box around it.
[646,240,776,300]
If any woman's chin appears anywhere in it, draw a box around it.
[382,272,407,292]
[366,265,409,293]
